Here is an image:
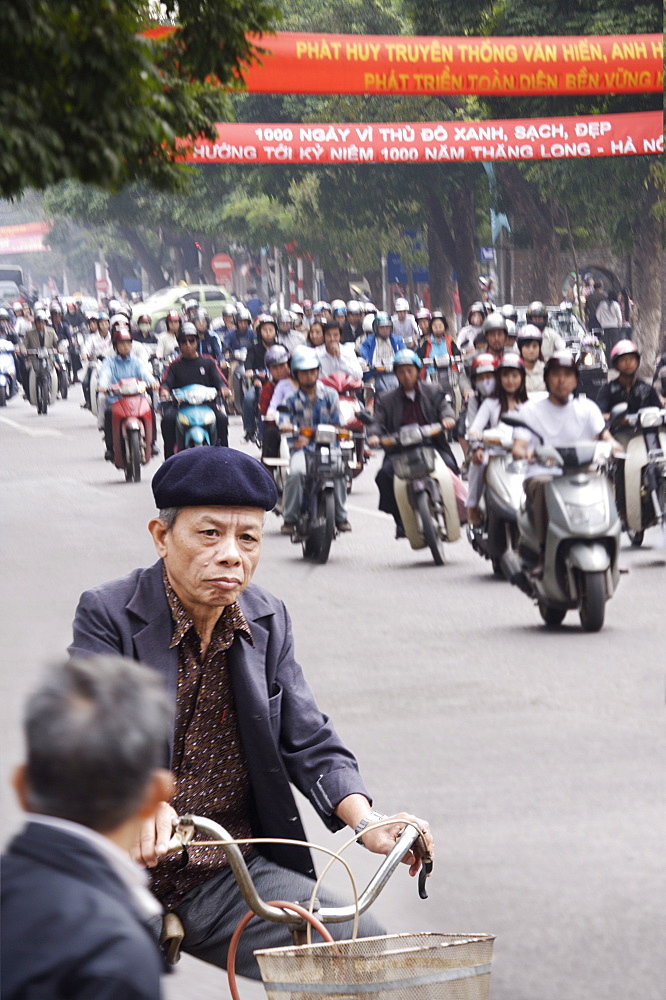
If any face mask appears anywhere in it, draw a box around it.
[477,378,495,397]
[139,324,150,334]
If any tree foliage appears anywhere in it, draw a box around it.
[0,0,281,198]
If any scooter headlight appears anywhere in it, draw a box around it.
[565,502,606,528]
[177,414,191,427]
[202,410,215,425]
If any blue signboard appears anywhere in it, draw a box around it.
[387,252,429,285]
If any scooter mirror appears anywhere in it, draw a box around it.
[355,408,374,426]
[609,402,628,422]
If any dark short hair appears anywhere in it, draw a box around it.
[24,656,171,833]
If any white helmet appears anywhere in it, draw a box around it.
[330,298,346,313]
[395,297,409,312]
[269,301,279,317]
[346,299,362,314]
[362,302,377,314]
[362,313,375,334]
[290,303,304,316]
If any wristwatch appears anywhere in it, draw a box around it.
[354,810,387,845]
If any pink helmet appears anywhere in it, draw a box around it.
[471,352,498,378]
[416,308,431,321]
[610,339,640,366]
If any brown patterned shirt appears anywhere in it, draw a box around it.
[150,568,255,911]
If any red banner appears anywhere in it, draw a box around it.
[179,111,663,165]
[146,28,663,96]
[0,220,51,256]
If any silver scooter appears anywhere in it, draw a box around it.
[467,422,526,577]
[500,414,621,631]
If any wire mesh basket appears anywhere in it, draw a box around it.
[255,931,495,1000]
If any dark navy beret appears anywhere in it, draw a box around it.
[152,448,278,510]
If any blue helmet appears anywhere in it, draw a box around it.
[393,349,422,369]
[290,345,320,372]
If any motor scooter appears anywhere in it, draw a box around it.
[56,339,70,399]
[230,347,249,415]
[609,402,666,546]
[422,354,462,418]
[467,423,525,577]
[500,413,621,631]
[281,422,351,564]
[171,384,219,450]
[382,423,461,565]
[0,338,18,406]
[108,378,154,482]
[26,348,57,414]
[320,371,367,487]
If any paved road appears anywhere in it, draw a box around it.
[1,386,663,1000]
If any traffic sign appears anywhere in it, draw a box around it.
[210,253,234,286]
[95,278,109,293]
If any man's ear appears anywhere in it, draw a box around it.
[138,768,175,819]
[148,518,169,558]
[12,764,30,811]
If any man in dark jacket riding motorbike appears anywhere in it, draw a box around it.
[368,349,459,537]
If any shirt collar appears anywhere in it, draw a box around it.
[163,564,253,649]
[26,814,162,920]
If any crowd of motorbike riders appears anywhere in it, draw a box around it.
[2,291,665,567]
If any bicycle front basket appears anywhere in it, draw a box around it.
[255,931,495,1000]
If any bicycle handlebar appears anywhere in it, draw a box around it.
[165,815,423,926]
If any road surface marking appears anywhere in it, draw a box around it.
[0,416,63,438]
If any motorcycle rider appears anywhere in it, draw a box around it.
[225,305,253,353]
[160,322,229,458]
[260,344,294,460]
[157,309,181,359]
[466,352,527,526]
[457,301,486,355]
[276,310,306,354]
[391,298,419,346]
[21,309,59,397]
[98,323,157,461]
[511,350,620,577]
[243,313,279,441]
[516,325,546,394]
[367,350,460,538]
[193,308,223,362]
[595,340,660,419]
[81,311,114,409]
[341,300,364,344]
[415,307,431,341]
[317,320,363,379]
[359,312,406,393]
[524,301,565,361]
[12,301,31,341]
[418,311,472,399]
[280,346,351,535]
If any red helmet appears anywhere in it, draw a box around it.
[610,339,640,367]
[166,309,181,323]
[497,351,524,371]
[471,352,498,377]
[138,313,151,326]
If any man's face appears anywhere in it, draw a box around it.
[519,340,540,363]
[485,328,506,355]
[295,367,319,391]
[237,319,249,334]
[178,334,199,359]
[151,507,263,610]
[396,364,419,392]
[224,315,236,329]
[546,365,577,404]
[99,319,110,337]
[324,327,341,353]
[260,324,277,344]
[194,319,207,334]
[349,311,361,325]
[377,323,392,340]
[396,310,407,321]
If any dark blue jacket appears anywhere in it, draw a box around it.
[1,823,163,1000]
[68,562,369,878]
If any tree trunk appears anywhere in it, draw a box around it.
[117,226,165,291]
[450,186,478,314]
[497,164,563,303]
[630,182,664,374]
[427,222,452,320]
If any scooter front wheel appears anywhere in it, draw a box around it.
[627,529,644,547]
[538,602,566,626]
[125,428,142,483]
[303,490,335,564]
[416,489,445,565]
[579,571,606,632]
[37,377,48,415]
[0,384,6,407]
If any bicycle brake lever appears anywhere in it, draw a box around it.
[418,854,433,900]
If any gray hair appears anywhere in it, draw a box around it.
[159,507,180,529]
[24,656,172,833]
